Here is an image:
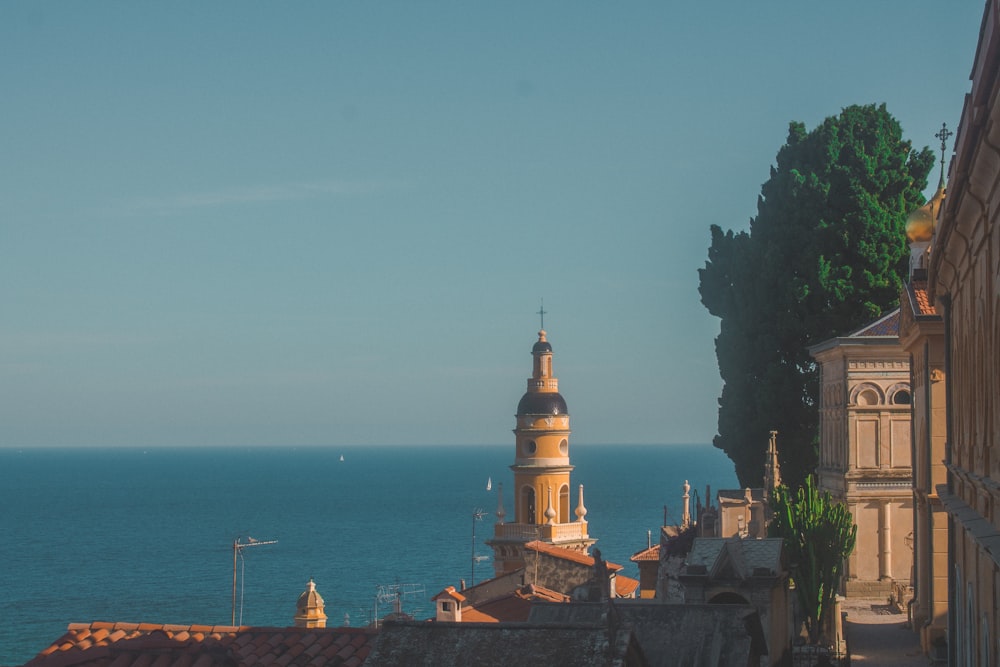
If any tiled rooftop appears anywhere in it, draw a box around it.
[460,584,570,623]
[630,544,660,562]
[523,540,623,571]
[685,537,783,579]
[909,281,936,316]
[614,575,640,597]
[849,308,900,337]
[431,585,466,603]
[24,622,376,667]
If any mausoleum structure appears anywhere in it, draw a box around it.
[810,311,913,596]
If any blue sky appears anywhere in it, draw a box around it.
[0,2,985,447]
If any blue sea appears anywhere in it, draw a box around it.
[0,444,736,665]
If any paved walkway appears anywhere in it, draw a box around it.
[841,598,933,666]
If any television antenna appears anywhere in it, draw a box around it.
[373,582,426,627]
[231,536,277,625]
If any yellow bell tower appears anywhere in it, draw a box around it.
[487,327,595,575]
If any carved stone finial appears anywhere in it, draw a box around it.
[545,485,557,524]
[575,483,588,522]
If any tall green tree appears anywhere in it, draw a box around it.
[698,104,934,488]
[769,476,857,644]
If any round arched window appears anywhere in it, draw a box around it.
[893,390,912,405]
[857,389,879,406]
[559,439,568,455]
[524,440,537,455]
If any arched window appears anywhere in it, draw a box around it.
[857,389,879,405]
[521,486,536,524]
[851,383,885,406]
[559,484,570,523]
[892,390,911,405]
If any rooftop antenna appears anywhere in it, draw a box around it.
[537,299,547,330]
[231,536,277,625]
[374,582,426,628]
[935,122,953,188]
[471,508,488,586]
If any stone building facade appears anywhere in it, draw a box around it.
[899,186,949,654]
[810,313,914,596]
[928,2,1000,663]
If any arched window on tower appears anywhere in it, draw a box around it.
[521,486,536,524]
[559,484,570,523]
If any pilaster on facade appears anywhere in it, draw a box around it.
[923,3,1000,662]
[810,313,914,596]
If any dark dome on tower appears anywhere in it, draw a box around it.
[517,391,568,416]
[532,339,553,353]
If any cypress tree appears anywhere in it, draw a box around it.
[699,104,934,488]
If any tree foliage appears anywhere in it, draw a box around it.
[698,104,934,488]
[768,476,857,644]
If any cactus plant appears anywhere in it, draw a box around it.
[768,475,857,644]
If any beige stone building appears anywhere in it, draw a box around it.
[927,2,1000,663]
[810,312,914,596]
[899,185,949,655]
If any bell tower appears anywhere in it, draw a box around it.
[487,328,595,575]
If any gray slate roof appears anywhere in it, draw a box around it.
[685,537,783,579]
[530,601,767,667]
[366,620,642,667]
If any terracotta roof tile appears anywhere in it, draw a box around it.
[25,622,379,667]
[911,280,936,316]
[615,575,640,597]
[630,544,660,562]
[524,540,624,571]
[432,585,467,602]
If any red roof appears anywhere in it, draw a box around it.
[911,281,936,316]
[523,541,624,572]
[461,585,570,623]
[630,544,660,562]
[24,621,376,667]
[615,575,640,597]
[432,585,467,603]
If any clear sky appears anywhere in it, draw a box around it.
[0,2,986,448]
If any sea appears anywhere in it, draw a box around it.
[0,444,737,665]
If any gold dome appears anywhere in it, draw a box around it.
[906,185,945,243]
[294,579,328,628]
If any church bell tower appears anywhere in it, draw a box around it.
[487,328,595,575]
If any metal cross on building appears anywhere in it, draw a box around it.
[935,122,953,187]
[537,300,547,330]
